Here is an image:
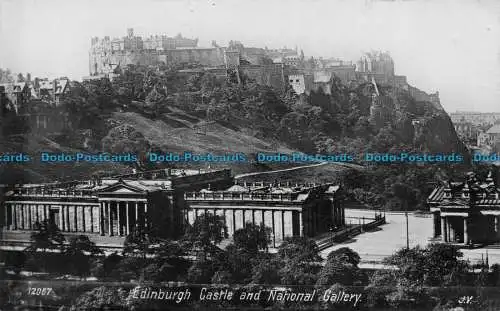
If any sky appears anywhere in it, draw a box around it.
[1,0,499,112]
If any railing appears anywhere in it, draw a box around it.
[185,191,297,201]
[10,188,96,198]
[234,181,320,189]
[316,216,386,251]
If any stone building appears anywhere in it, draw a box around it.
[450,112,500,126]
[0,82,31,114]
[89,28,225,77]
[486,125,500,146]
[32,78,70,105]
[356,51,395,85]
[184,182,345,247]
[427,173,500,245]
[0,168,232,250]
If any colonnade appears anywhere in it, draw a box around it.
[435,214,500,245]
[187,207,301,247]
[3,199,149,237]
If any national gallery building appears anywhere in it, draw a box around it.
[0,168,232,250]
[0,169,346,249]
[427,173,500,246]
[185,182,345,247]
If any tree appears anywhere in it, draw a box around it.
[277,236,322,263]
[276,237,323,286]
[183,213,227,260]
[316,247,362,286]
[233,222,271,253]
[366,244,470,308]
[145,86,166,117]
[74,286,128,310]
[123,222,157,260]
[25,220,65,253]
[64,235,103,277]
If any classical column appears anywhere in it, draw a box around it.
[89,206,93,233]
[4,203,8,229]
[107,202,112,236]
[117,202,121,236]
[433,213,438,238]
[135,201,138,223]
[144,202,148,228]
[20,204,25,229]
[81,206,86,232]
[12,205,17,230]
[233,209,236,234]
[126,202,130,235]
[448,218,453,242]
[27,205,32,229]
[463,217,469,245]
[66,205,70,232]
[99,203,104,236]
[299,211,303,237]
[74,205,78,232]
[60,206,65,231]
[441,216,447,242]
[281,210,285,239]
[271,211,276,247]
[43,205,47,222]
[36,205,40,224]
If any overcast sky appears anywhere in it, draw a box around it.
[1,0,499,112]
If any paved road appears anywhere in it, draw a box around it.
[234,162,328,179]
[321,209,500,266]
[234,161,364,179]
[320,209,433,263]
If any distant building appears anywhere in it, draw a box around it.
[408,85,442,110]
[477,131,491,147]
[486,124,500,147]
[454,121,480,145]
[32,78,70,105]
[355,51,395,85]
[428,173,500,245]
[288,74,310,95]
[184,182,345,247]
[450,112,500,126]
[89,28,225,77]
[0,82,31,114]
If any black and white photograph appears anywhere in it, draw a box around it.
[1,0,500,310]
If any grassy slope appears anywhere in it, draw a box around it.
[111,109,352,177]
[0,134,130,184]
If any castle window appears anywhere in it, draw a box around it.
[289,80,293,83]
[296,79,299,82]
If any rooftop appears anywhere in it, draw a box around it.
[185,182,340,203]
[427,172,500,206]
[486,124,500,134]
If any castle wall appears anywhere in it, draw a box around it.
[241,64,286,90]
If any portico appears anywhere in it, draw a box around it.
[428,173,500,246]
[0,168,234,249]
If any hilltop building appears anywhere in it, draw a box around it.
[0,168,232,250]
[89,28,226,77]
[428,173,500,245]
[356,51,396,85]
[184,182,345,247]
[0,82,31,114]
